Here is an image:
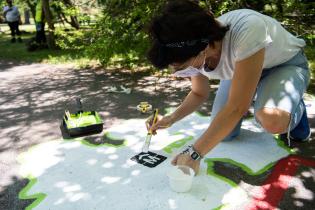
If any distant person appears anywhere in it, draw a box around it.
[35,0,46,46]
[27,0,46,51]
[3,0,22,43]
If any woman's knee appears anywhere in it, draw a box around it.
[255,108,290,134]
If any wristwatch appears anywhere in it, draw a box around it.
[181,145,203,161]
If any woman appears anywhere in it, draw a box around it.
[147,0,310,173]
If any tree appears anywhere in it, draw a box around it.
[25,0,36,20]
[62,0,80,29]
[86,0,166,65]
[51,0,81,29]
[87,0,313,68]
[24,8,31,24]
[42,0,56,49]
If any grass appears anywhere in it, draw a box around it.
[0,24,98,68]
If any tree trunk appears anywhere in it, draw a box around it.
[60,10,80,29]
[25,0,36,21]
[24,9,30,24]
[70,16,80,29]
[42,0,56,49]
[62,0,80,29]
[276,0,284,18]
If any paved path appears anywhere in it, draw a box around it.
[0,61,314,209]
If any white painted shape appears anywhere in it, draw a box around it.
[208,119,289,173]
[106,113,288,173]
[21,142,232,210]
[19,111,291,210]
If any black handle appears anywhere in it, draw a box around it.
[75,98,83,113]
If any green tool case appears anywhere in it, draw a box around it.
[63,98,103,137]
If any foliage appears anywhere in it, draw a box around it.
[85,0,314,68]
[0,31,97,68]
[54,28,86,50]
[85,0,166,67]
[1,0,314,71]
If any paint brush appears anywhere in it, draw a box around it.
[65,110,71,119]
[142,109,159,153]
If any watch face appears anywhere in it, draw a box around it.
[191,152,199,160]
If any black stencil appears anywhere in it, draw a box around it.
[131,151,167,168]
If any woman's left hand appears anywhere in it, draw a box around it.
[171,153,200,175]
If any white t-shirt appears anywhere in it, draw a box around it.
[3,5,20,22]
[200,9,306,80]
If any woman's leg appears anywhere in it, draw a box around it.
[211,80,243,141]
[254,52,310,144]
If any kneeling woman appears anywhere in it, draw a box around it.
[147,0,310,173]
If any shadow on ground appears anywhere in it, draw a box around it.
[0,62,215,153]
[0,176,34,209]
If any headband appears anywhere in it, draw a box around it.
[163,38,210,48]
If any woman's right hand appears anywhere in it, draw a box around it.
[146,114,175,134]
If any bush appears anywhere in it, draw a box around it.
[55,28,86,50]
[84,0,314,69]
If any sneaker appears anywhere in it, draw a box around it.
[280,100,311,142]
[11,37,16,43]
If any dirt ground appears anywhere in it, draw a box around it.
[0,61,314,210]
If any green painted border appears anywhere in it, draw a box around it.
[205,160,238,187]
[18,176,46,210]
[274,135,296,154]
[80,132,127,148]
[212,204,225,210]
[206,157,275,177]
[205,131,295,177]
[163,136,194,154]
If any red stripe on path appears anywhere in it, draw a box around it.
[246,155,315,210]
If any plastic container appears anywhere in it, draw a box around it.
[167,165,195,193]
[62,98,103,137]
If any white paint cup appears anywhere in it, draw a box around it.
[167,165,195,193]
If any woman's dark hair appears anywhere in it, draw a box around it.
[147,0,229,69]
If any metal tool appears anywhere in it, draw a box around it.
[142,109,159,153]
